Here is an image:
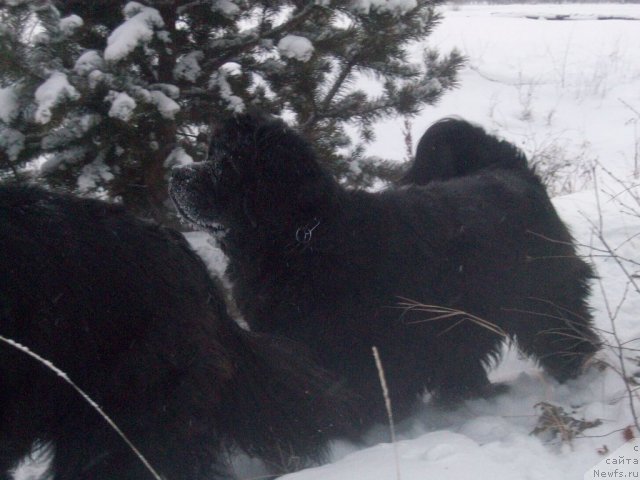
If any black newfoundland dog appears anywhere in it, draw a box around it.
[170,113,600,427]
[0,185,358,480]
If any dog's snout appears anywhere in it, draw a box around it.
[169,164,201,203]
[170,162,213,189]
[170,163,196,181]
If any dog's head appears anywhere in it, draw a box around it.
[170,113,338,240]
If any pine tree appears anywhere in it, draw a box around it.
[0,0,463,224]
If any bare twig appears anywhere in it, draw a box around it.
[402,117,414,163]
[619,98,640,119]
[372,346,401,480]
[586,166,640,432]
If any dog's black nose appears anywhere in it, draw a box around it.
[169,164,199,202]
[170,163,194,182]
[169,163,216,206]
[170,163,209,191]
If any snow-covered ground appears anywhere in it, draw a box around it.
[261,4,640,480]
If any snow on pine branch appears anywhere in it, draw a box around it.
[105,86,180,121]
[210,63,245,113]
[40,114,102,151]
[212,0,241,18]
[74,51,105,76]
[0,85,19,124]
[349,0,418,15]
[149,90,180,119]
[278,35,315,62]
[34,72,80,124]
[104,2,166,62]
[59,15,83,36]
[107,91,137,121]
[77,157,115,193]
[0,127,25,161]
[174,51,204,83]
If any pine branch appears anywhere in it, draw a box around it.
[202,1,318,72]
[322,62,356,109]
[302,59,356,131]
[0,152,21,181]
[0,0,463,214]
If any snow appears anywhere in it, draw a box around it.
[33,72,80,124]
[104,2,165,62]
[349,0,418,15]
[210,64,245,113]
[40,114,101,150]
[153,84,180,99]
[39,146,89,173]
[77,158,115,193]
[106,91,137,121]
[164,147,194,168]
[59,15,83,36]
[279,430,583,480]
[0,127,25,161]
[73,50,105,76]
[149,90,180,119]
[212,0,240,17]
[115,86,181,119]
[131,86,153,103]
[10,444,50,480]
[183,231,228,280]
[220,62,242,77]
[174,51,204,83]
[88,70,106,90]
[278,35,315,62]
[0,85,19,124]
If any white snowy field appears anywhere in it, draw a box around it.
[239,4,640,480]
[367,3,640,187]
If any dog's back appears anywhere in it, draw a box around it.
[400,118,528,185]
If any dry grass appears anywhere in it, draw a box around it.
[395,297,508,338]
[531,401,602,446]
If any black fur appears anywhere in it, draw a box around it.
[170,114,600,427]
[0,184,358,480]
[400,117,528,184]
